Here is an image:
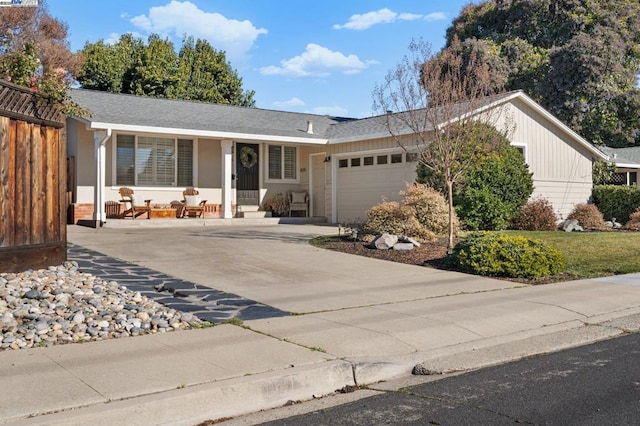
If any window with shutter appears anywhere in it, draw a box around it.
[267,144,297,181]
[115,135,193,186]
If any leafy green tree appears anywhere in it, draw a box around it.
[446,0,640,147]
[592,160,617,186]
[417,124,533,231]
[128,34,179,98]
[177,37,255,106]
[77,34,255,107]
[76,34,143,93]
[452,145,533,231]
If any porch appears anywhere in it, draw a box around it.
[81,216,328,229]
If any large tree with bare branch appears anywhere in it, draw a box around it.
[373,38,510,250]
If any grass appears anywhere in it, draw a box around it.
[500,230,640,279]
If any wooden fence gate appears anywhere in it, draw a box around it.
[0,80,67,272]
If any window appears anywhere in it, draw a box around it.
[116,134,193,186]
[377,155,388,165]
[364,156,374,166]
[351,158,361,167]
[391,153,403,164]
[338,159,348,168]
[406,152,418,162]
[268,144,297,180]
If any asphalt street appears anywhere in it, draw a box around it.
[256,333,640,425]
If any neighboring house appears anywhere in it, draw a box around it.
[66,89,607,226]
[596,146,640,185]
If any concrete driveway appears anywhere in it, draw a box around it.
[9,223,640,424]
[67,223,521,314]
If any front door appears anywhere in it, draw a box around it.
[236,143,259,205]
[311,154,326,217]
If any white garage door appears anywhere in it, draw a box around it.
[336,152,417,223]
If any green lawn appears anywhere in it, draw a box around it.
[501,231,640,279]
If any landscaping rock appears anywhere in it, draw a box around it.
[392,243,415,250]
[0,262,204,351]
[398,235,421,247]
[373,233,398,250]
[558,219,583,232]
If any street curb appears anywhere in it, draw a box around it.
[11,360,355,425]
[13,312,640,425]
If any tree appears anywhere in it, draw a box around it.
[373,38,509,251]
[77,34,255,107]
[0,2,81,113]
[417,124,533,231]
[446,0,640,147]
[127,34,179,98]
[177,36,255,106]
[76,34,143,93]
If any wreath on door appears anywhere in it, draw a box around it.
[240,146,258,169]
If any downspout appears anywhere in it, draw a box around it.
[94,128,112,227]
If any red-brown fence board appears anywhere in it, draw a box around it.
[0,80,66,272]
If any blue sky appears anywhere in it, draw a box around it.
[47,0,478,118]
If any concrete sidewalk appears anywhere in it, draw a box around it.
[3,224,640,424]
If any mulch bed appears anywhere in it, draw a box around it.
[315,236,575,285]
[316,237,450,268]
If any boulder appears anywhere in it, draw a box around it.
[373,233,398,250]
[398,235,421,247]
[392,243,414,250]
[558,219,582,232]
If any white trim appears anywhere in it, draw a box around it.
[511,141,528,164]
[613,161,640,169]
[80,120,330,145]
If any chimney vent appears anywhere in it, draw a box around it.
[307,121,314,134]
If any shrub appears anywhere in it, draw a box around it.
[567,203,607,230]
[453,146,533,231]
[400,183,459,235]
[592,184,640,224]
[623,207,640,231]
[446,232,565,279]
[361,201,436,242]
[510,198,558,231]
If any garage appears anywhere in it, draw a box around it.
[335,151,418,223]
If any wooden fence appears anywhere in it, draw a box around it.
[0,80,67,272]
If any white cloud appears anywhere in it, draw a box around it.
[129,1,267,62]
[333,8,422,30]
[260,44,377,78]
[272,97,306,108]
[425,12,447,22]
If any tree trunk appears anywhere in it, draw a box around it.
[447,179,455,254]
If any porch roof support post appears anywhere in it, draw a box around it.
[221,139,233,219]
[93,129,111,226]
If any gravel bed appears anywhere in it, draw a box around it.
[0,261,206,351]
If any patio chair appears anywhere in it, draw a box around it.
[288,190,308,217]
[118,187,152,219]
[182,187,207,218]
